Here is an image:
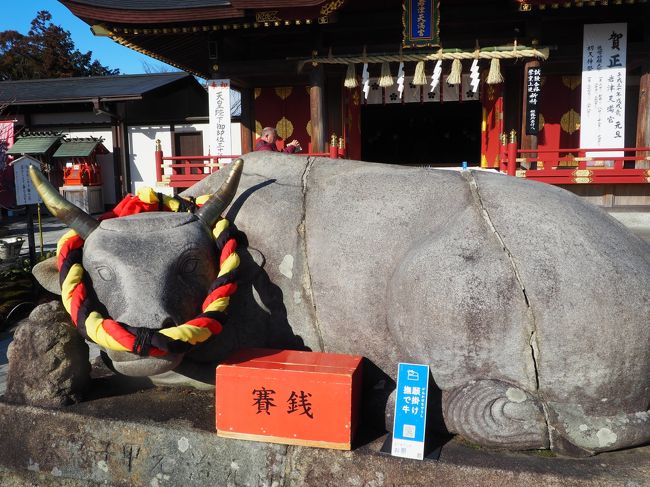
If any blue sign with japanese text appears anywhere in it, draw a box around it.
[402,0,440,48]
[391,363,429,459]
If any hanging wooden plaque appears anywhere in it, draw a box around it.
[402,0,440,49]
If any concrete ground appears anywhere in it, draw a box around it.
[0,204,649,486]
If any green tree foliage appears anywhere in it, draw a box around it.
[0,10,119,80]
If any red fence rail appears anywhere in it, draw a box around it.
[155,146,343,188]
[500,144,650,185]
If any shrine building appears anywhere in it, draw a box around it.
[60,0,650,206]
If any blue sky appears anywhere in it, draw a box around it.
[0,0,176,75]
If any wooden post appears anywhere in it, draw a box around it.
[155,139,163,183]
[636,70,650,166]
[499,132,508,173]
[240,87,254,154]
[26,204,36,267]
[338,137,346,158]
[310,65,326,153]
[507,130,518,176]
[329,134,338,158]
[520,60,540,157]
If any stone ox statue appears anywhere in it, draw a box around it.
[31,152,649,456]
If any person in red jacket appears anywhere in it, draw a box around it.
[255,127,301,153]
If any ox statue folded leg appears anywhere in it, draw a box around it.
[31,152,650,456]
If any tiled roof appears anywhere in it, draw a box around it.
[7,134,62,155]
[0,72,190,105]
[53,138,108,158]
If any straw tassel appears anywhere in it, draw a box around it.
[446,58,462,85]
[344,63,358,88]
[487,58,504,85]
[413,60,427,85]
[379,61,394,87]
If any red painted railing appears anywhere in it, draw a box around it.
[499,143,650,185]
[155,146,344,188]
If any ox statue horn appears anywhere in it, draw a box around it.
[29,165,99,240]
[195,158,244,228]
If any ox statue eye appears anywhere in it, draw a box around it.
[180,257,199,274]
[96,266,114,281]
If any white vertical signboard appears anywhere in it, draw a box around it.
[13,156,42,206]
[580,23,627,157]
[208,79,233,163]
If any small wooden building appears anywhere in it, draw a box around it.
[0,72,235,208]
[61,0,650,205]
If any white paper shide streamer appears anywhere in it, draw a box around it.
[430,60,442,92]
[362,63,370,100]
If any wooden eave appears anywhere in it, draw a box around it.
[516,0,647,9]
[60,0,337,24]
[61,2,245,24]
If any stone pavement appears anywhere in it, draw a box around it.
[0,384,649,487]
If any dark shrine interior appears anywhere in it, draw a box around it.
[361,101,482,167]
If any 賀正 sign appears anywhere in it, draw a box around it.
[580,23,627,157]
[391,363,429,460]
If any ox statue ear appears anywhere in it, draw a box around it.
[32,256,61,295]
[195,158,243,228]
[29,165,99,240]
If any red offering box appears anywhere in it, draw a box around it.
[216,348,363,450]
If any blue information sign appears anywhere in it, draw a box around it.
[391,363,429,459]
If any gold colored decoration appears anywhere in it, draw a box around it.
[560,109,580,134]
[558,152,576,167]
[306,120,312,137]
[276,117,294,140]
[254,88,261,99]
[275,87,293,100]
[255,121,263,139]
[256,11,281,22]
[320,0,345,16]
[574,176,592,184]
[562,76,581,90]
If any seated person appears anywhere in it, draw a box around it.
[255,127,301,153]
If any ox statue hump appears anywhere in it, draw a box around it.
[32,152,650,456]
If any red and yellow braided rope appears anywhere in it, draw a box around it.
[57,190,239,357]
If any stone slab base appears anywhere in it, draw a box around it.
[0,388,649,487]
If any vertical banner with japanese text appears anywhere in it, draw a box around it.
[580,23,627,157]
[208,79,233,162]
[402,0,440,49]
[525,67,542,135]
